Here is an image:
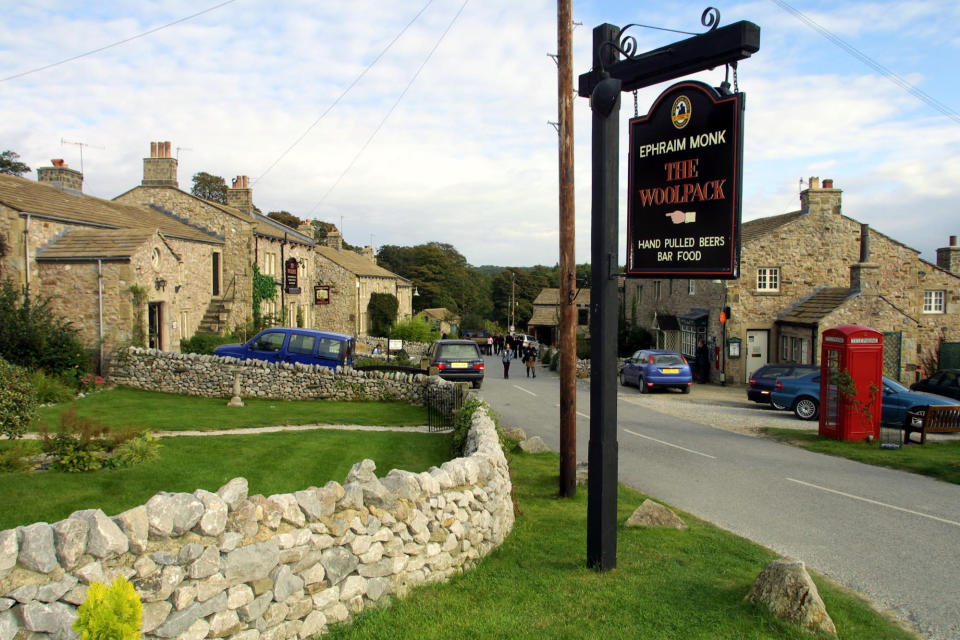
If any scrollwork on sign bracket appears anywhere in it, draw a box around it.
[601,7,721,64]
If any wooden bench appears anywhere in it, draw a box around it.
[903,405,960,444]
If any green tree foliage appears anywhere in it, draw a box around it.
[191,172,227,203]
[0,357,37,440]
[73,577,143,640]
[0,150,31,176]
[490,268,551,329]
[377,243,492,317]
[390,316,440,343]
[251,264,278,329]
[367,293,398,337]
[267,211,301,229]
[0,279,88,377]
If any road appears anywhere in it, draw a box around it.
[479,355,960,640]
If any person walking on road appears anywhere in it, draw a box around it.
[525,345,537,378]
[502,343,513,379]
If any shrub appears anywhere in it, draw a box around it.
[180,332,235,355]
[0,357,37,439]
[31,369,76,404]
[549,350,560,372]
[112,432,161,466]
[73,576,143,640]
[0,279,88,376]
[391,317,440,343]
[0,441,40,473]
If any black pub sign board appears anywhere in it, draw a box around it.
[627,80,744,279]
[285,257,301,294]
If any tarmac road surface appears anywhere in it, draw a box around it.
[480,355,960,640]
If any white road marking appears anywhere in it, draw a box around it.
[785,478,960,528]
[553,404,590,419]
[513,385,537,397]
[623,429,716,459]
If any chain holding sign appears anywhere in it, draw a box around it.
[627,81,744,279]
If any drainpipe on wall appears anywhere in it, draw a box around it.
[97,259,104,375]
[23,213,31,295]
[280,236,286,324]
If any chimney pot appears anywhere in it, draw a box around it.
[951,235,957,247]
[164,141,172,158]
[150,142,158,158]
[823,179,834,189]
[808,177,820,189]
[51,159,65,167]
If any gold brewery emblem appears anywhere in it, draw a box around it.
[671,95,692,129]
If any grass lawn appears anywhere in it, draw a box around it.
[324,450,914,640]
[32,387,428,433]
[0,429,450,530]
[763,428,960,485]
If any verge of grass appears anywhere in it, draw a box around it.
[324,450,916,640]
[763,427,960,485]
[0,429,449,530]
[33,387,428,432]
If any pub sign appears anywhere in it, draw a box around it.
[284,257,301,294]
[626,80,744,279]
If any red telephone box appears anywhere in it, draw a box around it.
[819,325,883,441]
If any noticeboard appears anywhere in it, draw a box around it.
[626,80,744,279]
[285,257,301,294]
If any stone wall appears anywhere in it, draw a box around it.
[106,348,436,404]
[0,404,513,640]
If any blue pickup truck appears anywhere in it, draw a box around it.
[214,328,354,370]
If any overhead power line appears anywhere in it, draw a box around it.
[769,0,960,126]
[309,0,470,215]
[1,0,238,83]
[253,0,437,185]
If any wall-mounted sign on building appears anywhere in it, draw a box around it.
[626,80,744,279]
[285,257,301,294]
[314,285,330,305]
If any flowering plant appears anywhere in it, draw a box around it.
[78,373,106,394]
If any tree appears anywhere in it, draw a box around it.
[267,211,301,229]
[0,150,31,177]
[490,268,551,329]
[191,172,227,203]
[367,293,398,337]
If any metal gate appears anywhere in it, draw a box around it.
[426,383,465,431]
[941,342,960,370]
[883,331,902,381]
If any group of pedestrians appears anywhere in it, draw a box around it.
[501,339,538,379]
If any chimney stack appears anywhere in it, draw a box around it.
[142,140,178,187]
[326,226,343,251]
[850,223,879,294]
[37,159,83,194]
[226,175,253,213]
[800,176,841,218]
[936,235,960,275]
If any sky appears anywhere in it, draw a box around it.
[2,0,958,268]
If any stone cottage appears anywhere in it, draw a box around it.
[621,178,960,384]
[528,288,591,346]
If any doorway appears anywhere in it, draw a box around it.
[148,302,163,350]
[745,329,769,382]
[212,252,221,297]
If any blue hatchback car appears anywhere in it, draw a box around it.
[214,328,354,370]
[770,372,960,422]
[620,349,693,394]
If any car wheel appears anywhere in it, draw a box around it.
[681,385,691,394]
[639,377,648,394]
[771,398,788,411]
[472,380,482,389]
[793,396,819,421]
[620,371,629,387]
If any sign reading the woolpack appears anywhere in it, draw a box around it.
[627,80,744,279]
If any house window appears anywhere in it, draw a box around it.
[654,281,662,300]
[923,290,945,313]
[757,267,780,292]
[680,329,698,358]
[688,280,695,296]
[578,309,589,326]
[781,336,808,363]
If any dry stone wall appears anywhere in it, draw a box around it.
[0,405,513,640]
[106,348,435,404]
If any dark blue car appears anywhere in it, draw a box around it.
[620,349,693,394]
[214,328,354,370]
[770,372,959,421]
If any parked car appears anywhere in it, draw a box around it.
[427,339,485,388]
[747,364,820,409]
[770,372,960,421]
[214,328,354,370]
[512,333,539,350]
[620,349,693,393]
[910,369,960,401]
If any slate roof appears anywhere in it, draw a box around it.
[528,306,559,327]
[0,174,220,244]
[741,211,806,244]
[778,287,853,324]
[313,245,410,281]
[35,229,159,261]
[532,288,591,306]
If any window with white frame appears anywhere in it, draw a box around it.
[923,290,945,313]
[757,267,780,292]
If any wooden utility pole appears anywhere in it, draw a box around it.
[557,0,577,498]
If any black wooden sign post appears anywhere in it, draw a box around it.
[578,11,759,571]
